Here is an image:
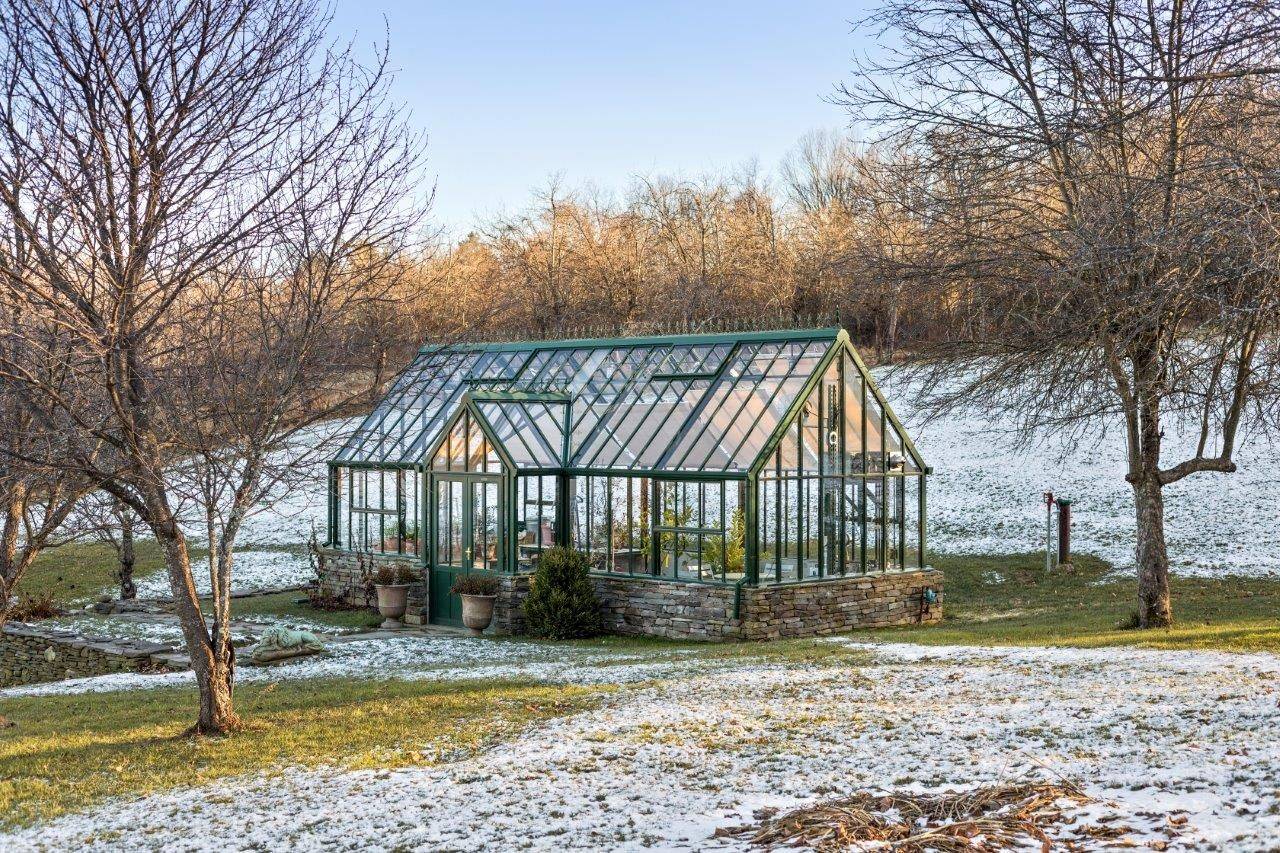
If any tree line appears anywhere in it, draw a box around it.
[386,138,944,364]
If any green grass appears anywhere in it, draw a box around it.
[222,591,382,631]
[0,677,602,831]
[847,552,1280,653]
[19,540,171,605]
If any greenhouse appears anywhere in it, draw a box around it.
[319,327,940,639]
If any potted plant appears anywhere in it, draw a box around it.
[374,564,418,629]
[450,574,500,636]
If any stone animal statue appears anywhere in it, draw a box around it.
[249,626,325,664]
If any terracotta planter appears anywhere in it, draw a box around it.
[460,593,497,636]
[375,583,410,629]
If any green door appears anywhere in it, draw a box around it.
[430,475,502,625]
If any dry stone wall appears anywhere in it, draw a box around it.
[0,622,180,687]
[314,549,427,622]
[588,570,942,641]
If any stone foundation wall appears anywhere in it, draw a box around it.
[315,549,427,622]
[739,570,942,640]
[493,574,532,635]
[589,575,740,641]
[0,623,178,687]
[515,569,942,642]
[315,547,942,642]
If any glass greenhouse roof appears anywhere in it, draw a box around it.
[334,328,915,474]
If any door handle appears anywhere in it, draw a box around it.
[464,547,472,560]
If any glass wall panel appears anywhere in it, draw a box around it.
[472,479,501,571]
[903,474,923,568]
[516,475,558,571]
[436,478,463,565]
[651,480,742,582]
[569,476,740,583]
[332,466,421,556]
[750,350,925,583]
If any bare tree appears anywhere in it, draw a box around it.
[81,494,140,601]
[839,0,1280,626]
[0,0,425,731]
[0,306,94,620]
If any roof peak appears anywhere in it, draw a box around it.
[419,326,846,354]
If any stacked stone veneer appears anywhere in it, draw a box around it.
[493,574,532,635]
[314,549,428,623]
[589,570,942,641]
[0,622,180,687]
[316,548,941,641]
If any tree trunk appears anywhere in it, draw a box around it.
[193,637,238,735]
[149,503,241,735]
[1133,476,1173,628]
[118,513,136,600]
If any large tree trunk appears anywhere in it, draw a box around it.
[192,638,237,735]
[150,504,241,735]
[1134,477,1173,628]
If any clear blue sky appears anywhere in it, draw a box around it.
[331,1,877,234]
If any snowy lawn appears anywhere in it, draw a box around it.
[3,637,1278,850]
[132,548,313,599]
[878,371,1280,578]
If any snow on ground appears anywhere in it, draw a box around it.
[34,607,358,648]
[0,633,704,699]
[132,549,313,598]
[878,372,1280,578]
[6,639,1280,851]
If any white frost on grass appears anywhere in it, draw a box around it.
[879,371,1280,577]
[30,614,188,646]
[132,549,311,598]
[0,633,708,699]
[7,641,1280,851]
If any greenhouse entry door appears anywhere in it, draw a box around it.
[430,474,503,626]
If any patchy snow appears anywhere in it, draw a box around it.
[31,607,354,649]
[28,614,189,646]
[132,549,313,599]
[0,633,706,699]
[878,372,1280,578]
[6,640,1280,850]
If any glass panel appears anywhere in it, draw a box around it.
[578,347,677,468]
[478,403,550,468]
[844,479,865,575]
[821,477,842,577]
[799,476,820,579]
[865,477,884,572]
[758,476,779,582]
[344,350,481,464]
[436,479,463,566]
[517,475,558,571]
[569,348,653,459]
[904,474,922,569]
[334,468,348,548]
[842,353,867,474]
[471,480,501,571]
[338,467,417,555]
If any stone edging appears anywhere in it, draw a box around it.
[1,622,189,687]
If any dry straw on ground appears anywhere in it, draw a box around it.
[717,780,1094,851]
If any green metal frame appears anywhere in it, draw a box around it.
[328,328,931,590]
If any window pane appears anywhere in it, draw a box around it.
[517,475,558,571]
